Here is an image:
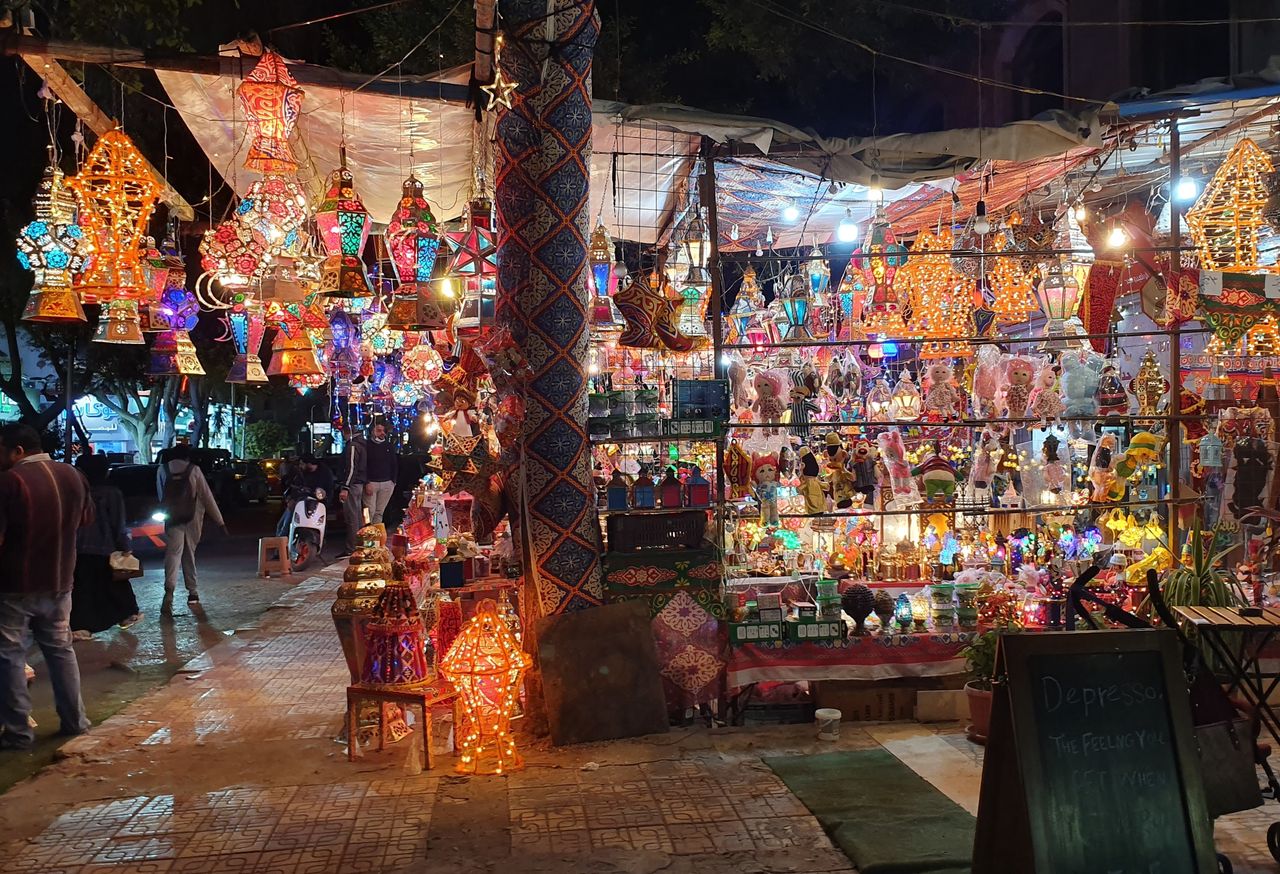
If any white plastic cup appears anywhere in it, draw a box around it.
[815,707,842,740]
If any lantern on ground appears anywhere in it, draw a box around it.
[1037,259,1082,350]
[237,50,304,175]
[589,223,625,331]
[227,300,268,384]
[441,598,531,775]
[18,160,91,324]
[316,150,374,298]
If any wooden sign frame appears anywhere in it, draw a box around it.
[973,629,1217,874]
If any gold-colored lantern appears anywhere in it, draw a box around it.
[93,298,145,345]
[18,159,91,324]
[1187,137,1273,271]
[266,326,324,377]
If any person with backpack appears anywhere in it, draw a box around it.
[156,445,227,616]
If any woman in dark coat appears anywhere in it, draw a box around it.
[71,455,141,637]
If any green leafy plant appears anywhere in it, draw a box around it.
[1152,517,1246,609]
[960,629,999,691]
[242,420,292,460]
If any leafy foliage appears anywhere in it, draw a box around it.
[960,628,1000,690]
[243,419,291,459]
[1157,516,1247,609]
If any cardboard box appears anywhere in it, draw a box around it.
[730,622,783,645]
[757,607,783,623]
[786,619,843,643]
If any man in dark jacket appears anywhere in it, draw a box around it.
[363,420,398,526]
[0,424,93,748]
[336,427,367,557]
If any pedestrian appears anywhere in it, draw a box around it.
[70,455,141,639]
[336,426,367,558]
[156,444,227,616]
[363,420,398,526]
[0,423,93,749]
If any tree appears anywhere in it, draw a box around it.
[243,419,291,459]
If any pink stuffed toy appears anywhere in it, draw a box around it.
[751,371,786,436]
[1001,357,1038,418]
[923,362,962,420]
[876,430,920,508]
[970,345,1004,419]
[1027,366,1064,425]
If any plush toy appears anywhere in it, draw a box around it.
[752,452,780,526]
[850,438,878,505]
[826,355,848,399]
[1096,363,1130,417]
[1112,431,1164,481]
[912,445,958,503]
[1001,357,1038,418]
[789,362,821,437]
[1059,349,1102,418]
[969,427,1003,491]
[796,444,827,514]
[877,430,921,508]
[823,432,857,509]
[752,371,786,436]
[1041,433,1068,494]
[923,362,962,420]
[1229,436,1273,519]
[726,351,751,413]
[1028,366,1064,425]
[971,345,1005,418]
[1088,434,1118,502]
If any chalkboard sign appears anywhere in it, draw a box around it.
[973,630,1216,874]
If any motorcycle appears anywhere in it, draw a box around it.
[287,486,328,571]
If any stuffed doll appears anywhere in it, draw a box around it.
[1088,434,1118,502]
[971,345,1005,419]
[969,427,1003,491]
[752,452,780,527]
[1059,349,1102,417]
[1042,433,1068,494]
[822,432,857,509]
[1096,363,1130,417]
[1028,366,1064,425]
[752,371,786,436]
[796,443,827,514]
[789,362,821,437]
[912,444,958,503]
[444,386,480,438]
[850,438,878,506]
[1001,356,1038,418]
[923,362,961,420]
[877,429,921,508]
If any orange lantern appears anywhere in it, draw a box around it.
[987,231,1037,324]
[237,50,304,175]
[441,598,530,775]
[66,129,158,306]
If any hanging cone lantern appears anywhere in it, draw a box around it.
[851,207,910,338]
[149,329,205,376]
[267,325,324,377]
[18,159,91,324]
[93,298,145,344]
[227,302,268,384]
[316,149,374,298]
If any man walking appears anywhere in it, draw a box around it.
[363,420,398,526]
[0,424,93,748]
[156,445,227,615]
[336,426,367,558]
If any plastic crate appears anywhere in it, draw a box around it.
[606,509,707,552]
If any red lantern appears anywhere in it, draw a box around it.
[237,50,304,174]
[316,151,374,298]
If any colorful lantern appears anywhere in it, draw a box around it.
[227,301,268,384]
[1037,259,1082,350]
[149,245,204,376]
[899,225,955,336]
[200,218,270,288]
[850,207,909,337]
[267,324,324,377]
[1187,137,1272,270]
[387,174,441,285]
[589,223,625,331]
[805,242,831,295]
[93,299,145,345]
[18,161,91,324]
[65,129,159,306]
[441,598,531,775]
[238,175,308,257]
[316,151,374,298]
[776,271,815,342]
[445,198,498,277]
[986,231,1037,324]
[236,50,304,174]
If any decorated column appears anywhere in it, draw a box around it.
[494,0,603,616]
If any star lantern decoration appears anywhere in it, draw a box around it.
[1187,137,1273,271]
[316,150,374,298]
[65,129,158,309]
[850,207,910,338]
[237,50,305,175]
[18,160,92,324]
[986,231,1038,324]
[446,198,498,277]
[479,33,519,112]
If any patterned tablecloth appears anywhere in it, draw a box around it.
[727,631,976,687]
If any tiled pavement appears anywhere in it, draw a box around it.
[2,562,1279,872]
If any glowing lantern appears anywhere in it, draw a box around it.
[445,198,498,278]
[441,598,531,775]
[316,151,374,298]
[986,231,1037,324]
[1037,259,1082,350]
[589,223,625,331]
[149,245,204,376]
[237,50,304,175]
[805,242,831,295]
[18,161,91,324]
[776,271,815,342]
[200,218,269,288]
[889,371,922,420]
[387,174,441,284]
[65,129,158,306]
[898,225,954,336]
[227,301,268,384]
[93,299,145,345]
[1187,137,1273,270]
[238,175,308,257]
[850,207,909,337]
[267,325,324,377]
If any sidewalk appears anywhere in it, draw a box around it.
[2,563,1278,873]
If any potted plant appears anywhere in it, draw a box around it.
[1160,517,1246,609]
[960,629,999,745]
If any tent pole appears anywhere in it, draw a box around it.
[1167,116,1182,556]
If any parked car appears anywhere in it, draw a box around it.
[106,463,165,552]
[155,447,270,509]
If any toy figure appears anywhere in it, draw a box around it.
[1001,356,1038,418]
[789,362,821,437]
[1088,434,1118,502]
[971,345,1004,419]
[1059,349,1103,438]
[969,427,1003,491]
[823,432,857,509]
[1111,431,1164,481]
[752,452,780,527]
[912,444,958,503]
[752,371,786,436]
[850,438,878,506]
[1041,433,1068,494]
[1028,366,1064,425]
[826,355,848,399]
[1096,363,1130,417]
[445,387,480,438]
[1229,436,1273,519]
[877,430,921,508]
[923,362,962,420]
[796,443,827,514]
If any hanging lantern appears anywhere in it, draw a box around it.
[316,150,374,298]
[238,175,308,258]
[149,244,204,376]
[93,298,145,345]
[456,275,497,335]
[387,174,441,285]
[441,598,531,776]
[18,160,91,324]
[728,264,766,343]
[776,270,815,342]
[899,225,954,336]
[889,371,922,420]
[682,209,711,292]
[237,50,305,175]
[267,325,324,377]
[987,231,1037,324]
[445,198,498,277]
[200,218,270,288]
[805,241,831,295]
[1187,137,1273,270]
[65,129,159,306]
[851,207,909,337]
[227,301,268,384]
[589,223,625,331]
[149,329,205,377]
[1037,259,1082,350]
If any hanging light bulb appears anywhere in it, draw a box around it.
[1106,225,1129,249]
[782,205,800,223]
[836,209,859,243]
[973,200,991,236]
[1173,177,1198,203]
[1072,202,1088,223]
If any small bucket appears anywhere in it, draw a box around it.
[815,707,842,740]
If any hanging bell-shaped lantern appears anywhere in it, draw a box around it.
[237,50,305,175]
[227,302,268,384]
[149,329,205,376]
[18,158,91,324]
[149,242,204,375]
[267,325,324,377]
[93,298,145,345]
[776,270,815,342]
[316,148,374,298]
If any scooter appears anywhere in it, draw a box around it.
[287,486,327,571]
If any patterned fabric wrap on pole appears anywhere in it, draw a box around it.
[494,0,603,616]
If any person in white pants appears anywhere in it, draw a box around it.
[362,421,399,525]
[156,446,227,615]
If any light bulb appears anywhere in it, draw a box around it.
[1106,226,1129,249]
[440,278,455,298]
[782,205,800,223]
[836,210,859,243]
[1072,203,1087,223]
[1173,177,1198,203]
[973,200,990,236]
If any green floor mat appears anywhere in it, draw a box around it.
[765,748,975,874]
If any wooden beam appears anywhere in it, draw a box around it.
[19,51,195,221]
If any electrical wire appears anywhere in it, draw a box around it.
[268,0,411,35]
[866,0,1280,29]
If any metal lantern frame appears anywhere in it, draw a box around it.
[19,162,92,324]
[316,153,375,298]
[237,50,305,175]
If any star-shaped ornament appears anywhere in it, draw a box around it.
[481,68,518,111]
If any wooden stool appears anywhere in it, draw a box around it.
[258,536,291,577]
[346,679,457,768]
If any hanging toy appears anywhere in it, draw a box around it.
[850,438,878,506]
[752,370,786,436]
[1096,363,1130,417]
[724,441,754,500]
[1000,356,1038,419]
[822,432,857,509]
[1088,434,1119,502]
[922,361,962,420]
[789,361,821,438]
[796,443,827,514]
[1129,349,1169,423]
[1028,366,1064,426]
[1041,433,1068,494]
[969,426,1003,492]
[970,345,1005,419]
[876,430,921,509]
[752,452,781,527]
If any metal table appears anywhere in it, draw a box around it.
[1175,605,1280,742]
